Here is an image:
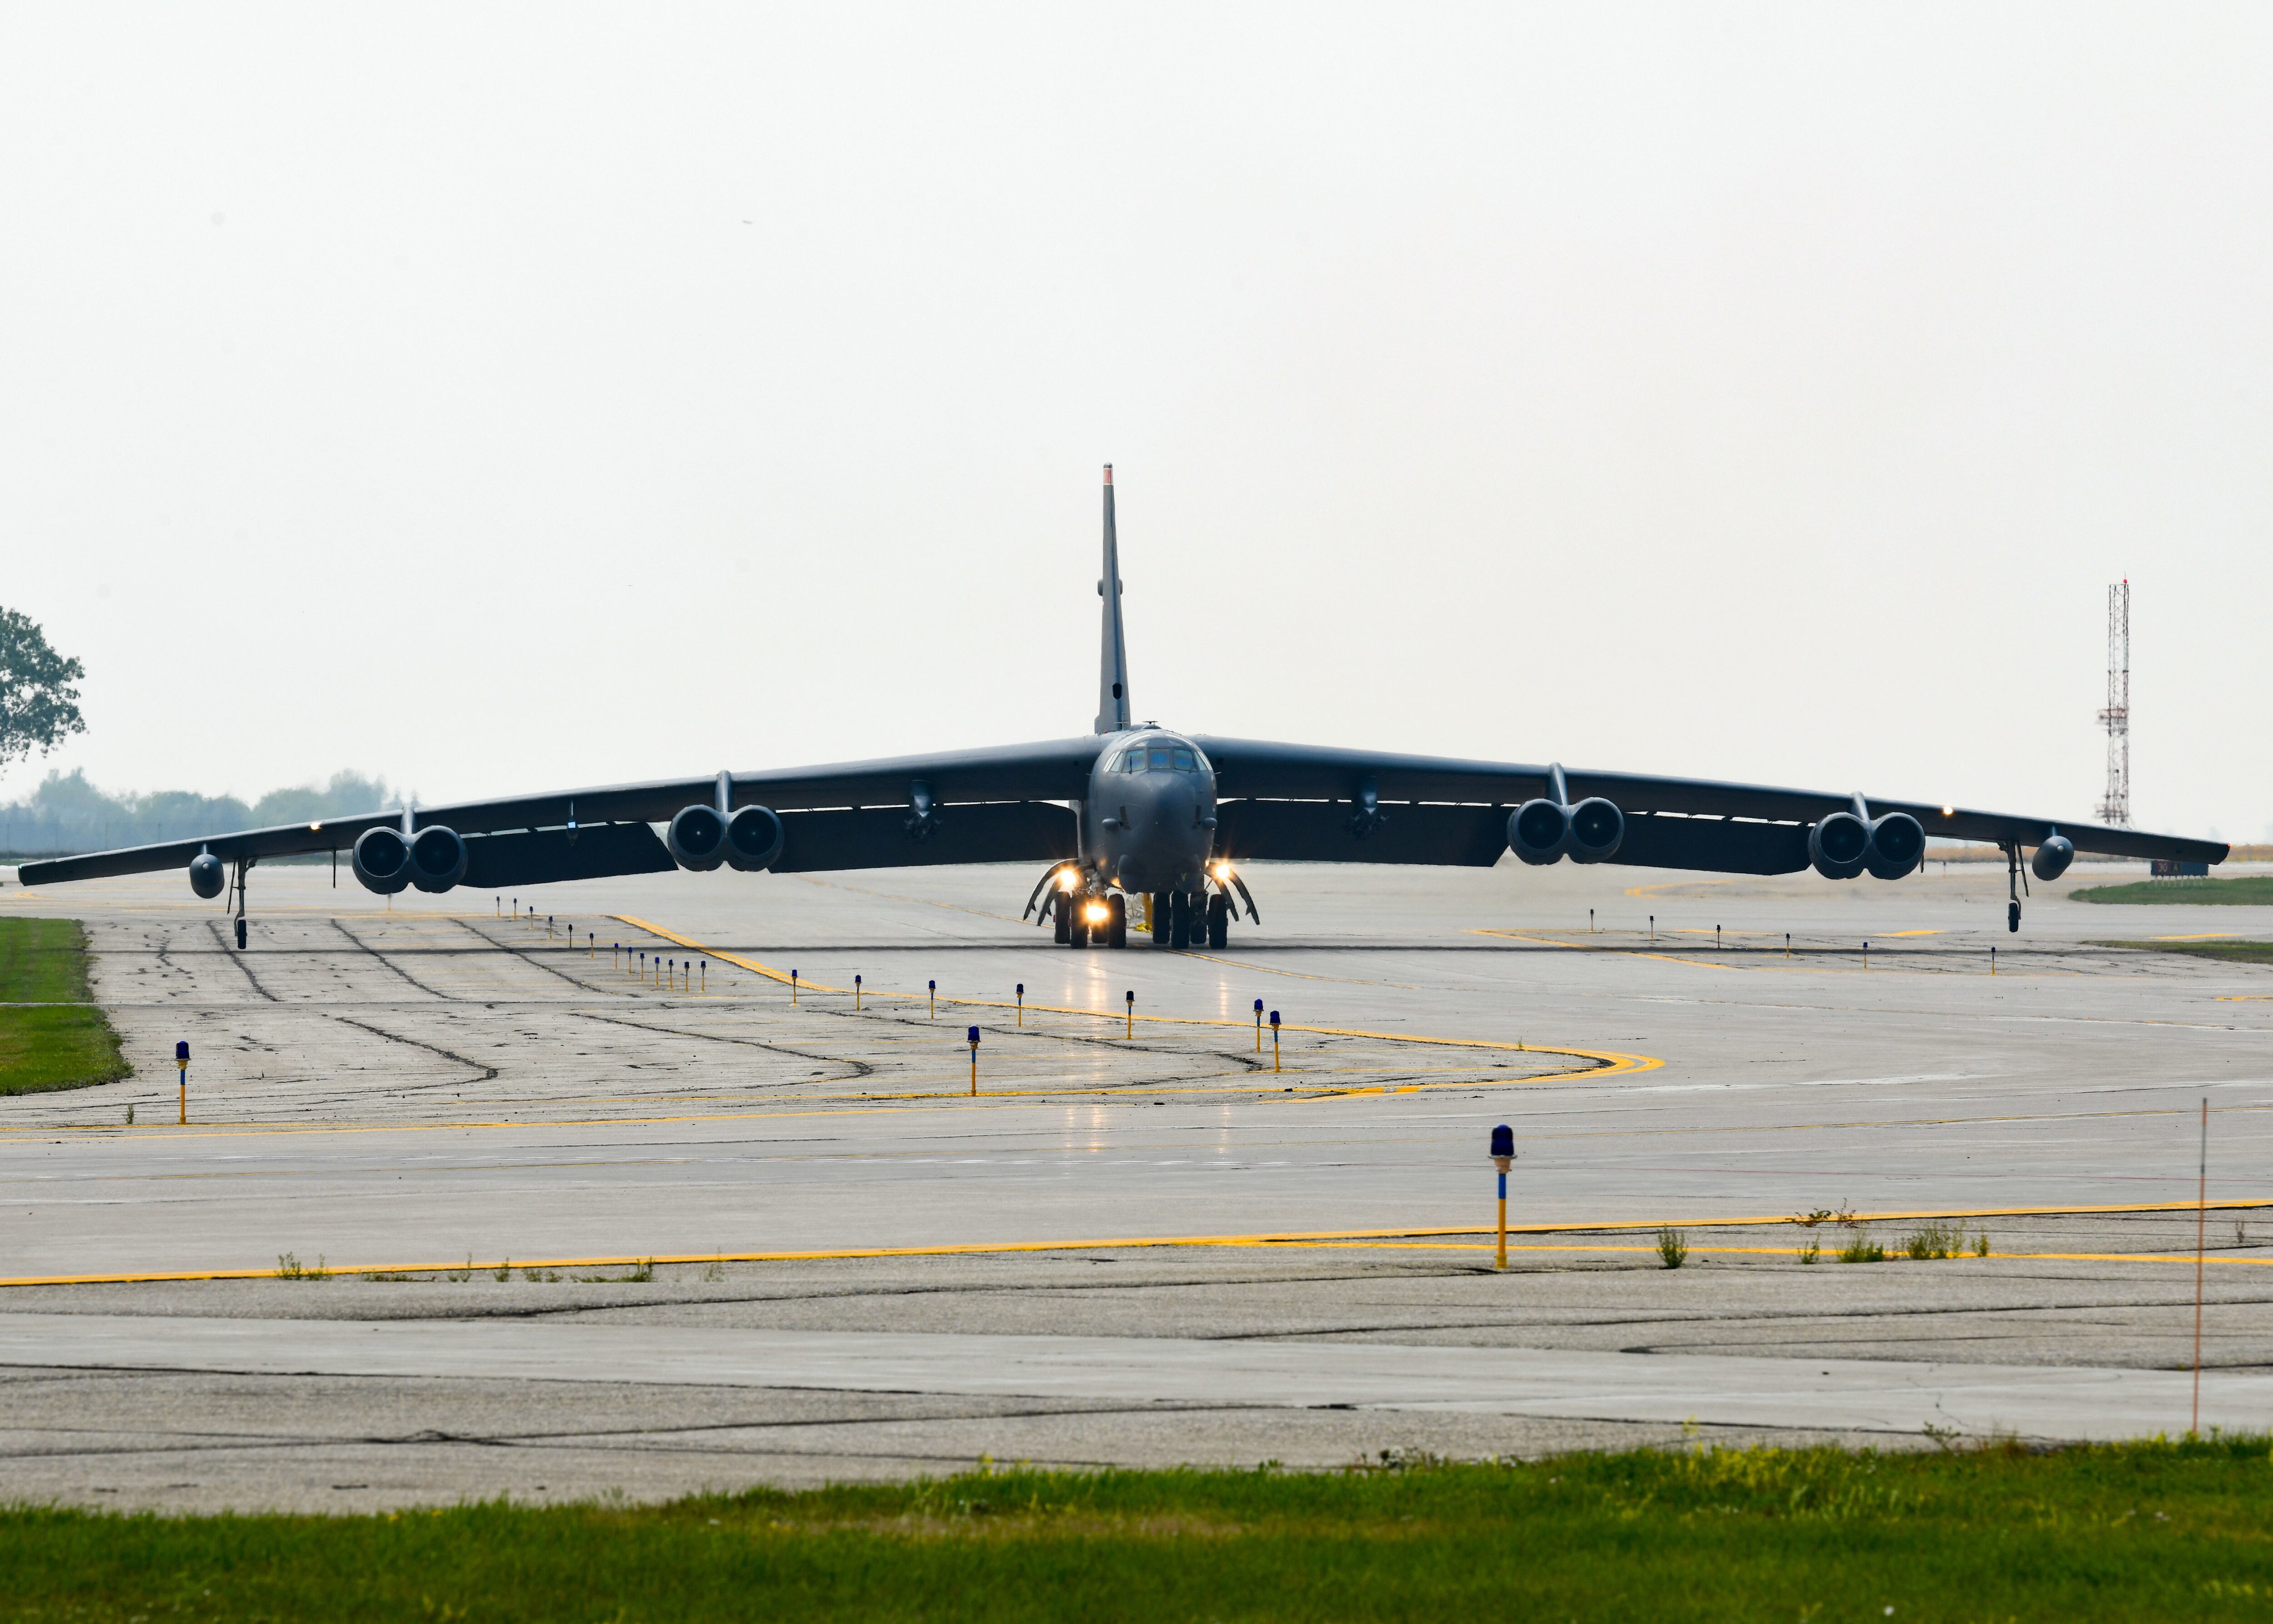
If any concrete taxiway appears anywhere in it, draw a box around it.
[2,855,2269,1509]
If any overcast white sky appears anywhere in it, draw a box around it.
[2,5,2265,839]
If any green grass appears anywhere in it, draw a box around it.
[2073,875,2273,905]
[0,917,130,1094]
[5,1442,2273,1621]
[2093,938,2273,966]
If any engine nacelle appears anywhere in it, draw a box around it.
[1508,799,1570,866]
[2030,833,2075,882]
[724,804,785,871]
[188,852,225,899]
[352,826,412,894]
[407,825,467,893]
[1808,811,1870,880]
[667,805,727,871]
[1566,797,1624,864]
[1864,812,1924,881]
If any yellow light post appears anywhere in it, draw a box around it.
[1015,983,1023,1027]
[1270,1010,1281,1074]
[791,968,799,1004]
[1125,989,1134,1038]
[929,979,937,1018]
[855,974,863,1010]
[1253,998,1263,1052]
[968,1025,980,1096]
[175,1040,189,1125]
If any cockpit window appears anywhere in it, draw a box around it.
[1116,738,1208,774]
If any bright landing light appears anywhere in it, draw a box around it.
[1212,862,1234,882]
[1085,902,1109,923]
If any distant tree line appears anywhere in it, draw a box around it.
[1,769,394,857]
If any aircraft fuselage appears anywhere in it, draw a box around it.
[1079,728,1217,897]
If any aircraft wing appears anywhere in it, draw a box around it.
[1196,736,2229,872]
[14,737,1100,891]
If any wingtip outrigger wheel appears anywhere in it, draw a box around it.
[2004,840,2025,933]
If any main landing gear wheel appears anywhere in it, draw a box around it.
[1169,892,1192,950]
[1067,897,1091,949]
[1206,892,1228,950]
[1106,893,1128,949]
[1151,892,1173,949]
[1053,894,1071,945]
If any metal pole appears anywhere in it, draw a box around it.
[1125,990,1133,1038]
[2195,1097,2209,1436]
[1016,983,1023,1027]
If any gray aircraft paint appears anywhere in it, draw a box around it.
[1094,465,1131,737]
[12,470,2228,927]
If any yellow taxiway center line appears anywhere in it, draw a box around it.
[7,1199,2263,1289]
[614,914,1661,1080]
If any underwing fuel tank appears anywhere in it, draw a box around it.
[188,852,225,899]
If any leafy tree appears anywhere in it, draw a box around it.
[0,608,86,770]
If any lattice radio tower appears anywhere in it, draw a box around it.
[2097,580,2130,826]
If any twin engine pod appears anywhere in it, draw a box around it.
[666,804,785,872]
[1807,811,1925,881]
[1508,797,1625,865]
[352,825,468,894]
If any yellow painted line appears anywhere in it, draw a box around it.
[1884,930,1943,937]
[2157,933,2242,942]
[1622,877,1744,899]
[617,915,1661,1081]
[1271,1241,2273,1268]
[1179,950,1415,988]
[9,1200,2266,1288]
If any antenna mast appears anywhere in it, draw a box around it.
[2097,580,2130,827]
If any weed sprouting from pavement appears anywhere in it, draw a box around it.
[1797,1237,1820,1265]
[494,1258,512,1282]
[1655,1227,1688,1269]
[446,1256,473,1283]
[1838,1232,1887,1263]
[275,1253,329,1281]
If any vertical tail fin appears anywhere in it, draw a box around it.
[1094,464,1131,734]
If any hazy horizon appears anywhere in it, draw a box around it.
[3,6,2265,842]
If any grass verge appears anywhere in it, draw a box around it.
[2073,876,2273,905]
[5,1442,2273,1621]
[0,917,129,1095]
[2093,938,2273,966]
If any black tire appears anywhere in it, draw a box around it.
[1106,893,1128,948]
[1207,893,1228,950]
[1068,899,1091,949]
[1053,893,1071,945]
[1169,892,1190,950]
[234,917,247,950]
[1151,892,1172,948]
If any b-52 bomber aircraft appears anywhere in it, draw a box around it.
[20,468,2228,948]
